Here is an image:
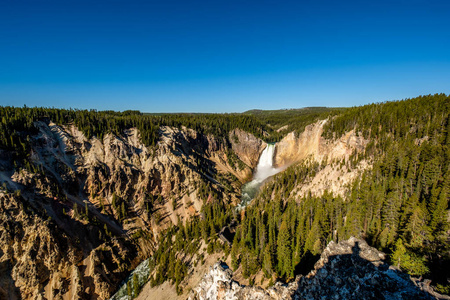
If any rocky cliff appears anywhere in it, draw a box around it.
[0,121,265,299]
[229,128,266,169]
[274,119,367,167]
[188,237,447,300]
[274,119,370,198]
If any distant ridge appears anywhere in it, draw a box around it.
[243,106,334,114]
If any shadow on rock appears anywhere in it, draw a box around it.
[294,237,444,300]
[189,237,449,300]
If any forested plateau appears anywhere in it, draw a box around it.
[0,94,448,299]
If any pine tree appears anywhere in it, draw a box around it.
[133,273,140,297]
[276,218,293,279]
[262,244,273,277]
[127,280,132,296]
[429,189,449,244]
[391,238,429,276]
[404,203,430,248]
[230,236,240,271]
[380,191,401,247]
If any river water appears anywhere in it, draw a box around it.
[110,144,280,299]
[110,258,150,300]
[237,143,281,209]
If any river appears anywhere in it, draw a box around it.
[110,144,280,299]
[237,143,281,209]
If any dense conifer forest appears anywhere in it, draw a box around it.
[244,106,344,142]
[148,94,450,294]
[230,94,450,293]
[0,106,270,164]
[0,94,448,296]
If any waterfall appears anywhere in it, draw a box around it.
[110,259,151,300]
[238,144,281,209]
[254,144,278,181]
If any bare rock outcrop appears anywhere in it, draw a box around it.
[274,119,368,168]
[274,120,327,168]
[229,129,266,169]
[273,119,370,198]
[296,236,437,299]
[0,121,263,299]
[0,190,137,300]
[189,237,442,300]
[188,262,297,300]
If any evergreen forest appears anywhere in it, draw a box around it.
[0,93,449,296]
[150,94,450,294]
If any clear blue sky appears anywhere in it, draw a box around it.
[1,0,449,112]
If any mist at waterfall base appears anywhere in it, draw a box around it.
[109,145,279,298]
[238,144,281,209]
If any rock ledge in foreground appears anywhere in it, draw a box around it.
[189,237,447,300]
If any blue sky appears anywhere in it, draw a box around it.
[1,0,449,112]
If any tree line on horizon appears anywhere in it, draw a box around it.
[0,106,273,165]
[228,93,450,293]
[146,93,449,295]
[1,94,448,295]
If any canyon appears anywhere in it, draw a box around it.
[1,96,449,300]
[188,237,440,300]
[0,120,263,299]
[0,117,369,299]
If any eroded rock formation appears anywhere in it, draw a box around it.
[189,237,444,300]
[274,119,371,198]
[0,122,264,299]
[229,128,266,169]
[274,120,368,167]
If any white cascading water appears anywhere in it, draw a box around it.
[110,258,150,300]
[111,144,280,297]
[254,144,279,181]
[238,144,281,209]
